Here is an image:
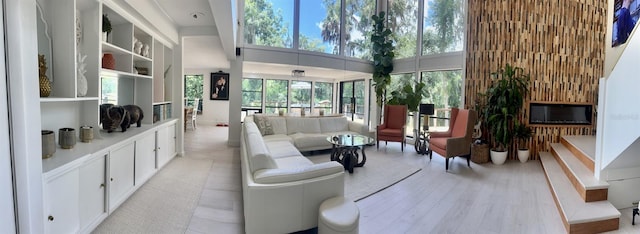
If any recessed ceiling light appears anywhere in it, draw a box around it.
[190,12,205,20]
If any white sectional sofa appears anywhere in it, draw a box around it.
[241,120,345,234]
[245,115,370,152]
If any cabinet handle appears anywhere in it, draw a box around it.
[110,178,113,181]
[48,215,54,221]
[100,183,105,188]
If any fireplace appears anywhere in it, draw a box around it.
[529,103,593,125]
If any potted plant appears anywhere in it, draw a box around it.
[386,81,426,113]
[102,14,112,42]
[484,63,530,165]
[513,122,533,163]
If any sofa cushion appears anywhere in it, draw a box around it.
[254,115,274,136]
[266,141,302,159]
[319,117,349,133]
[246,133,277,173]
[286,117,321,134]
[430,137,447,150]
[274,156,314,169]
[267,116,287,135]
[263,134,294,144]
[253,162,344,184]
[244,121,262,136]
[290,133,332,150]
[378,128,403,136]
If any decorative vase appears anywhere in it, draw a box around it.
[319,109,325,116]
[77,52,88,97]
[102,32,108,42]
[79,126,93,143]
[41,130,55,159]
[490,150,508,165]
[278,109,284,116]
[142,44,150,57]
[134,39,143,55]
[517,149,530,163]
[59,128,76,149]
[102,53,115,70]
[300,108,305,116]
[38,54,51,97]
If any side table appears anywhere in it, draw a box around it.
[414,129,430,155]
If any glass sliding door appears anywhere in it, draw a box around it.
[340,80,365,123]
[291,80,311,115]
[313,82,333,115]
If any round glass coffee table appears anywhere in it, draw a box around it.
[327,134,374,173]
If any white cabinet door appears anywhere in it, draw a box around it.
[109,142,135,211]
[167,123,176,157]
[44,169,80,234]
[79,153,107,232]
[156,126,170,168]
[135,132,156,185]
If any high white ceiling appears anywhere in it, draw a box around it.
[153,0,370,79]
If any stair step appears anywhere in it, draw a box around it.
[551,143,609,202]
[561,136,595,172]
[540,152,620,233]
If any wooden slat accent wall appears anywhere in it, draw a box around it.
[465,0,606,160]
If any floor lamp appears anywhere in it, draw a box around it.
[415,103,434,154]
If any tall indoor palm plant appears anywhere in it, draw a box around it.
[484,63,530,164]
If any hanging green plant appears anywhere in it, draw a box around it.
[371,11,395,108]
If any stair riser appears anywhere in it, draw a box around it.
[561,137,595,172]
[540,161,618,233]
[569,218,619,234]
[550,147,608,202]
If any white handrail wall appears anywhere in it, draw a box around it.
[600,25,640,170]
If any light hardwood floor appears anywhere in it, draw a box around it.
[185,124,640,234]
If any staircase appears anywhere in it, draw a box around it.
[539,135,621,233]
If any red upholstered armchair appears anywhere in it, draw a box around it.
[377,105,408,151]
[429,108,477,170]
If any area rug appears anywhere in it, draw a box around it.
[92,156,213,234]
[308,149,422,202]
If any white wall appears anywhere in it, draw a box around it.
[185,68,230,125]
[598,0,640,209]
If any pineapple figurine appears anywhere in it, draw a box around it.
[39,54,51,97]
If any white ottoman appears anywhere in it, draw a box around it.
[318,196,359,234]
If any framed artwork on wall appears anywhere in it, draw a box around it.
[613,0,639,47]
[210,72,229,100]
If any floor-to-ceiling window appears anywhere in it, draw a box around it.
[389,0,419,58]
[299,0,340,54]
[345,0,377,59]
[389,73,417,137]
[340,80,365,123]
[420,70,463,131]
[422,0,464,55]
[244,0,294,48]
[241,78,263,120]
[265,79,289,114]
[314,82,334,114]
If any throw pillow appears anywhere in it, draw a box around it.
[254,115,274,136]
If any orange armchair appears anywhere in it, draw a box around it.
[377,105,408,151]
[429,108,477,170]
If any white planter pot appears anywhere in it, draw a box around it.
[490,150,508,165]
[102,32,108,42]
[517,149,530,163]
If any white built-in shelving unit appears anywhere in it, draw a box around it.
[37,0,178,232]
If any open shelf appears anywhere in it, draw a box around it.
[40,97,100,103]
